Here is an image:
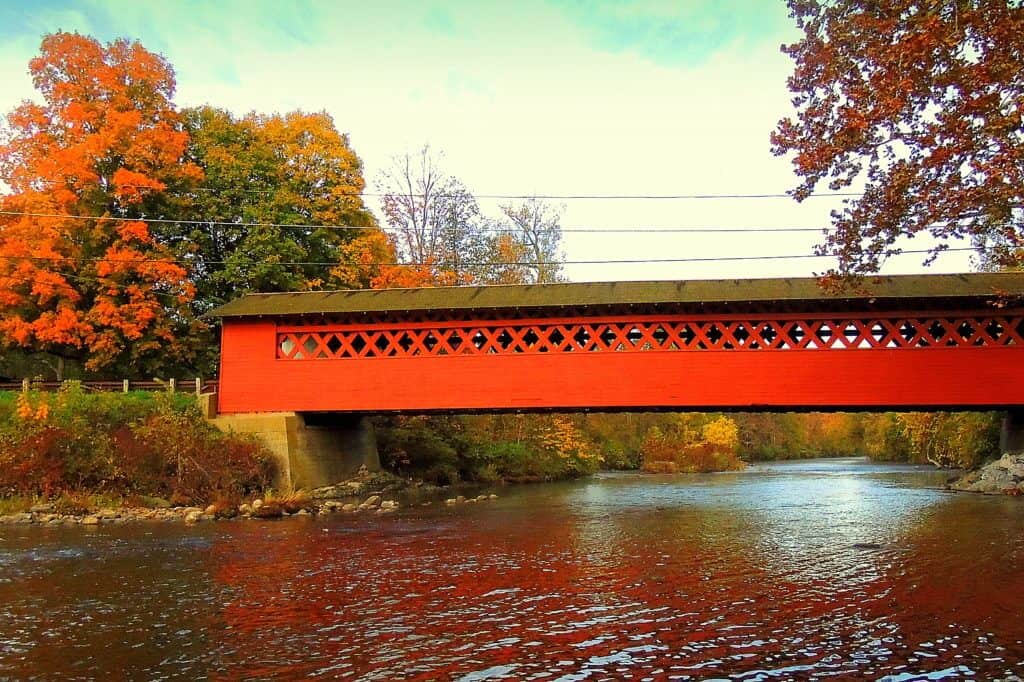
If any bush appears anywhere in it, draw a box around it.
[0,385,273,505]
[375,416,463,473]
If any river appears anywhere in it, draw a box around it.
[1,458,1022,680]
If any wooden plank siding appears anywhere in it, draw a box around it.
[216,312,1024,414]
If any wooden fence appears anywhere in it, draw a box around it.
[0,379,218,396]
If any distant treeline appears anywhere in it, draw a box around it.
[373,411,1001,483]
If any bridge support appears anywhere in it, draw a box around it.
[1000,409,1024,455]
[211,412,379,490]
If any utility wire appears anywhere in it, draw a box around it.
[0,209,859,234]
[0,177,859,200]
[0,247,981,268]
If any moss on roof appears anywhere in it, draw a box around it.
[208,272,1024,318]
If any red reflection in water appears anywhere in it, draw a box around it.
[203,493,1024,681]
[2,469,1023,680]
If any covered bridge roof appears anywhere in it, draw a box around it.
[208,272,1024,318]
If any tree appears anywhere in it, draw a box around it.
[701,416,740,454]
[331,230,463,289]
[377,145,490,281]
[158,106,376,308]
[541,415,599,474]
[499,197,566,283]
[0,33,202,376]
[771,0,1024,277]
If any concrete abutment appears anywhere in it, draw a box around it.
[210,409,380,489]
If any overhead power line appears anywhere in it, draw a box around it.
[0,247,980,269]
[0,209,843,234]
[0,176,859,200]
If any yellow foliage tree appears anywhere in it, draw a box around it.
[701,416,740,454]
[542,415,599,472]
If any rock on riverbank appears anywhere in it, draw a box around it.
[0,465,502,526]
[949,453,1024,495]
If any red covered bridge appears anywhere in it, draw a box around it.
[211,272,1024,414]
[207,272,1024,488]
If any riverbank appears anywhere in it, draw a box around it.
[0,465,504,527]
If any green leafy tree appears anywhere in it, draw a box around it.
[156,106,376,309]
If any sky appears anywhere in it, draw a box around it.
[0,0,975,282]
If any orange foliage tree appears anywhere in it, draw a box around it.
[332,231,467,289]
[0,33,201,375]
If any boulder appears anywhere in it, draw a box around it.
[238,503,253,516]
[950,453,1024,495]
[204,504,218,516]
[252,503,283,519]
[251,499,264,510]
[310,485,339,499]
[81,516,100,526]
[359,495,381,510]
[184,510,203,524]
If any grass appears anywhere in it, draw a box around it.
[0,496,32,515]
[0,492,129,516]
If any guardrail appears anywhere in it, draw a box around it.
[0,379,218,396]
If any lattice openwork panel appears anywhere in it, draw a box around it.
[276,315,1024,359]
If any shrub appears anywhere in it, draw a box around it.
[375,416,462,473]
[0,387,274,505]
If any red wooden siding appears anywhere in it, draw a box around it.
[217,311,1024,414]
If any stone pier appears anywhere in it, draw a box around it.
[1000,408,1024,455]
[207,402,380,489]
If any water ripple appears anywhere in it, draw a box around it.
[0,459,1022,679]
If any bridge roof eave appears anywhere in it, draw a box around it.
[207,272,1024,319]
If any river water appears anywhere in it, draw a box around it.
[1,458,1022,680]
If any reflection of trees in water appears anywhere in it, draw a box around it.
[207,512,603,679]
[879,495,1024,659]
[569,481,909,674]
[203,480,1024,679]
